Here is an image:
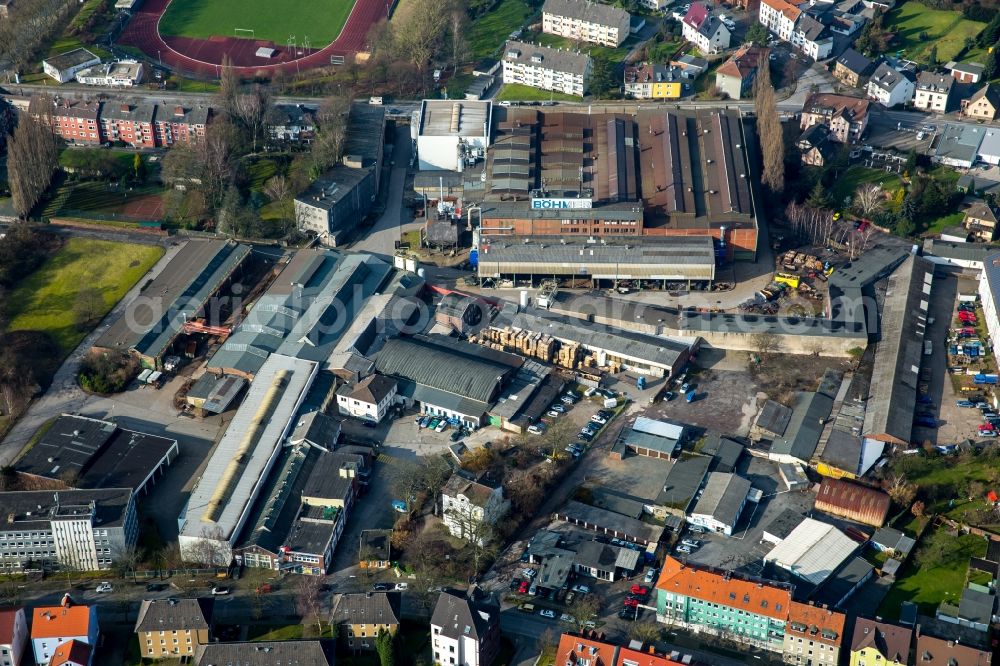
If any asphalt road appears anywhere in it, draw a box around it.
[349,125,413,257]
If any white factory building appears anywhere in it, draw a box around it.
[414,100,492,172]
[763,518,857,587]
[178,354,318,565]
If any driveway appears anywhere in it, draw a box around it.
[0,239,181,465]
[349,125,412,257]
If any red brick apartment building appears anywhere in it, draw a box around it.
[27,95,210,148]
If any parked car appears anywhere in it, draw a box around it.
[96,582,113,593]
[958,400,975,408]
[623,597,639,608]
[211,586,229,596]
[428,417,440,430]
[560,396,577,405]
[518,580,530,594]
[578,431,595,442]
[977,402,990,409]
[681,539,700,548]
[584,387,598,397]
[644,567,657,583]
[565,591,576,604]
[395,583,409,591]
[548,410,562,418]
[527,423,547,435]
[560,613,575,623]
[564,446,582,458]
[630,585,649,597]
[590,414,608,425]
[372,583,392,591]
[522,568,538,578]
[664,391,676,401]
[539,609,556,619]
[571,584,590,593]
[550,403,567,413]
[435,420,447,433]
[676,545,692,554]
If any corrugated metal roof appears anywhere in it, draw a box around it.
[633,417,685,440]
[179,354,318,543]
[764,518,857,586]
[815,478,890,527]
[690,472,751,527]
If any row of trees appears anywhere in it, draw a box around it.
[8,114,60,218]
[753,56,784,194]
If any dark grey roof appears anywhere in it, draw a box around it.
[819,429,863,475]
[542,0,630,27]
[556,500,664,543]
[135,598,213,633]
[959,588,996,625]
[430,590,498,642]
[797,14,829,42]
[289,411,342,450]
[333,592,401,626]
[375,335,513,404]
[196,641,333,665]
[755,400,793,437]
[763,508,803,541]
[933,124,985,164]
[950,61,986,76]
[771,390,835,461]
[294,166,373,212]
[814,556,873,608]
[102,101,155,124]
[869,63,912,93]
[359,529,392,561]
[302,450,365,501]
[503,41,591,77]
[397,379,490,419]
[924,239,990,263]
[690,472,751,527]
[344,103,386,164]
[657,454,712,510]
[155,104,210,127]
[700,434,744,473]
[0,487,133,532]
[917,71,955,93]
[835,48,873,75]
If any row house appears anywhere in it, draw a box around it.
[101,102,157,149]
[759,0,801,43]
[654,557,846,660]
[27,95,210,148]
[542,0,631,47]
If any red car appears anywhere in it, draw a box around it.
[630,585,649,597]
[518,581,529,594]
[623,597,639,608]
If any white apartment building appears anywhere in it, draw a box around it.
[430,592,501,666]
[336,374,398,423]
[759,0,801,42]
[867,63,915,108]
[980,252,1000,354]
[501,40,592,96]
[790,14,833,60]
[441,474,510,546]
[914,71,954,112]
[681,3,731,55]
[542,0,631,47]
[0,489,137,572]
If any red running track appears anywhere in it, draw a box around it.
[120,0,389,77]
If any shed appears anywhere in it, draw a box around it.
[814,478,890,527]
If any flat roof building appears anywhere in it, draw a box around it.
[416,100,492,172]
[502,41,592,97]
[178,354,319,565]
[764,518,858,586]
[43,49,100,83]
[16,414,177,493]
[655,454,712,518]
[687,472,752,536]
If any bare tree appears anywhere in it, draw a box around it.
[565,595,601,633]
[751,332,779,359]
[627,622,663,645]
[8,114,59,218]
[449,9,470,71]
[883,474,916,506]
[853,183,884,218]
[443,498,499,573]
[753,58,784,193]
[231,84,272,153]
[218,54,239,117]
[296,575,327,636]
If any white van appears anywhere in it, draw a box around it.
[368,96,384,105]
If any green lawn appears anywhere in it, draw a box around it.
[159,0,356,44]
[923,211,966,234]
[469,0,532,59]
[498,84,582,101]
[885,1,986,64]
[877,526,986,619]
[534,32,632,63]
[7,239,163,355]
[829,166,904,207]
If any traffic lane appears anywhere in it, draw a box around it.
[500,607,568,640]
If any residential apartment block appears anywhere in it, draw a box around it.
[849,618,911,666]
[542,0,631,47]
[134,598,213,659]
[28,95,209,147]
[759,0,801,42]
[866,63,915,108]
[623,63,683,99]
[800,93,870,144]
[681,3,731,55]
[915,72,954,112]
[430,591,500,666]
[963,84,1000,120]
[759,0,840,60]
[655,557,846,658]
[501,41,592,96]
[31,601,98,666]
[332,592,401,652]
[715,45,768,100]
[0,488,137,572]
[441,473,510,545]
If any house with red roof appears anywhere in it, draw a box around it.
[0,607,27,666]
[48,640,91,666]
[681,3,731,54]
[555,633,619,666]
[616,646,686,665]
[30,598,98,666]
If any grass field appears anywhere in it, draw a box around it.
[43,181,166,222]
[535,32,632,63]
[498,83,582,101]
[469,0,532,59]
[159,0,356,45]
[876,525,986,619]
[7,239,163,355]
[886,1,986,64]
[828,166,904,206]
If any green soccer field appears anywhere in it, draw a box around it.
[158,0,357,45]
